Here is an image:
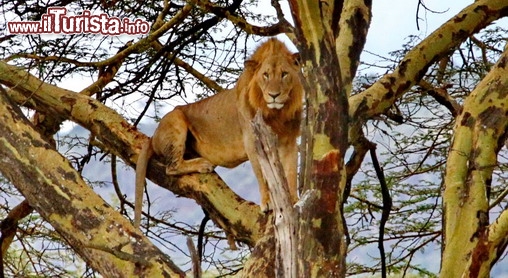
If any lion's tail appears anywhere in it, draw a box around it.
[134,138,154,228]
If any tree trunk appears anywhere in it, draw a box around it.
[440,45,508,277]
[289,0,349,275]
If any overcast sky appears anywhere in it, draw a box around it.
[363,1,506,63]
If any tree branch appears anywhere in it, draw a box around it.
[0,60,264,246]
[0,199,33,276]
[79,40,133,97]
[419,80,462,117]
[463,208,508,277]
[336,0,372,97]
[151,40,224,93]
[369,145,392,278]
[0,91,185,277]
[441,42,508,277]
[196,0,292,35]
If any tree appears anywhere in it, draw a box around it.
[0,0,508,277]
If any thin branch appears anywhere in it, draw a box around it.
[151,39,224,92]
[195,0,292,36]
[79,40,133,97]
[345,136,373,200]
[197,210,210,263]
[3,53,92,66]
[490,186,508,209]
[349,194,384,210]
[153,0,172,30]
[369,145,392,278]
[111,155,127,216]
[419,80,462,117]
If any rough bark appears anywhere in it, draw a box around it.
[441,47,508,277]
[0,92,185,277]
[288,0,351,276]
[0,61,265,247]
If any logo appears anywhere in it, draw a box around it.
[8,7,150,35]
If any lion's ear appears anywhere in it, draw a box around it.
[244,60,259,69]
[292,53,301,66]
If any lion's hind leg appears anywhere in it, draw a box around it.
[152,108,215,176]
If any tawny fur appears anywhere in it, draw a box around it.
[134,38,303,228]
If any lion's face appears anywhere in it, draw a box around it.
[254,55,300,110]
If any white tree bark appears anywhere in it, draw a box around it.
[252,112,298,278]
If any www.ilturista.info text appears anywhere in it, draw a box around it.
[8,7,150,35]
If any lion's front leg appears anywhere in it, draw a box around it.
[243,132,272,212]
[279,142,299,204]
[247,154,271,212]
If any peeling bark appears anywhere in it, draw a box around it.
[252,112,299,278]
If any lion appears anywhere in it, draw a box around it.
[134,38,303,227]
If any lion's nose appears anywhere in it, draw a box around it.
[269,92,280,99]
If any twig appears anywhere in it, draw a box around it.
[490,186,508,210]
[419,80,462,117]
[84,242,148,265]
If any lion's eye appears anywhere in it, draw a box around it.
[263,72,269,80]
[281,71,288,79]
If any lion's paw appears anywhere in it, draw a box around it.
[166,158,215,175]
[260,202,271,213]
[196,160,215,173]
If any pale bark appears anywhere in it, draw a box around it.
[252,112,299,278]
[336,0,372,98]
[1,0,508,275]
[441,47,508,277]
[462,208,508,277]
